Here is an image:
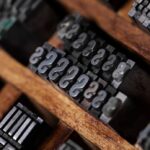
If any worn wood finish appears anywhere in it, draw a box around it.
[117,0,133,22]
[0,49,137,150]
[58,0,150,63]
[40,122,73,150]
[0,1,147,149]
[0,34,63,122]
[48,33,64,48]
[0,84,21,119]
[0,35,73,149]
[0,84,70,150]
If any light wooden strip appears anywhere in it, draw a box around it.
[58,0,150,63]
[0,35,71,148]
[0,49,136,150]
[0,34,62,120]
[0,84,21,119]
[48,33,64,48]
[117,0,133,22]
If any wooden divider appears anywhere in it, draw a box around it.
[0,35,72,150]
[58,0,150,63]
[0,84,20,119]
[0,1,146,149]
[0,48,137,150]
[0,34,61,120]
[117,0,133,22]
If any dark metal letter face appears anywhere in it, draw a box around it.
[91,49,107,67]
[102,97,122,118]
[69,74,90,99]
[91,48,108,74]
[82,40,97,58]
[0,102,45,150]
[72,32,88,51]
[59,66,80,90]
[65,23,80,41]
[57,16,74,40]
[37,51,58,76]
[42,42,53,52]
[128,0,150,33]
[48,58,70,82]
[29,47,45,66]
[102,54,119,81]
[83,81,99,100]
[112,62,130,82]
[58,139,83,150]
[136,123,150,150]
[102,54,118,72]
[91,90,107,110]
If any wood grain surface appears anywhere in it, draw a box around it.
[58,0,150,63]
[0,48,137,150]
[0,84,21,119]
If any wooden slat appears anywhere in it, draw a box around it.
[40,122,73,150]
[0,33,62,120]
[58,0,150,63]
[117,0,133,22]
[0,83,71,150]
[0,84,71,150]
[48,33,64,48]
[0,84,21,119]
[0,35,71,149]
[0,49,137,150]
